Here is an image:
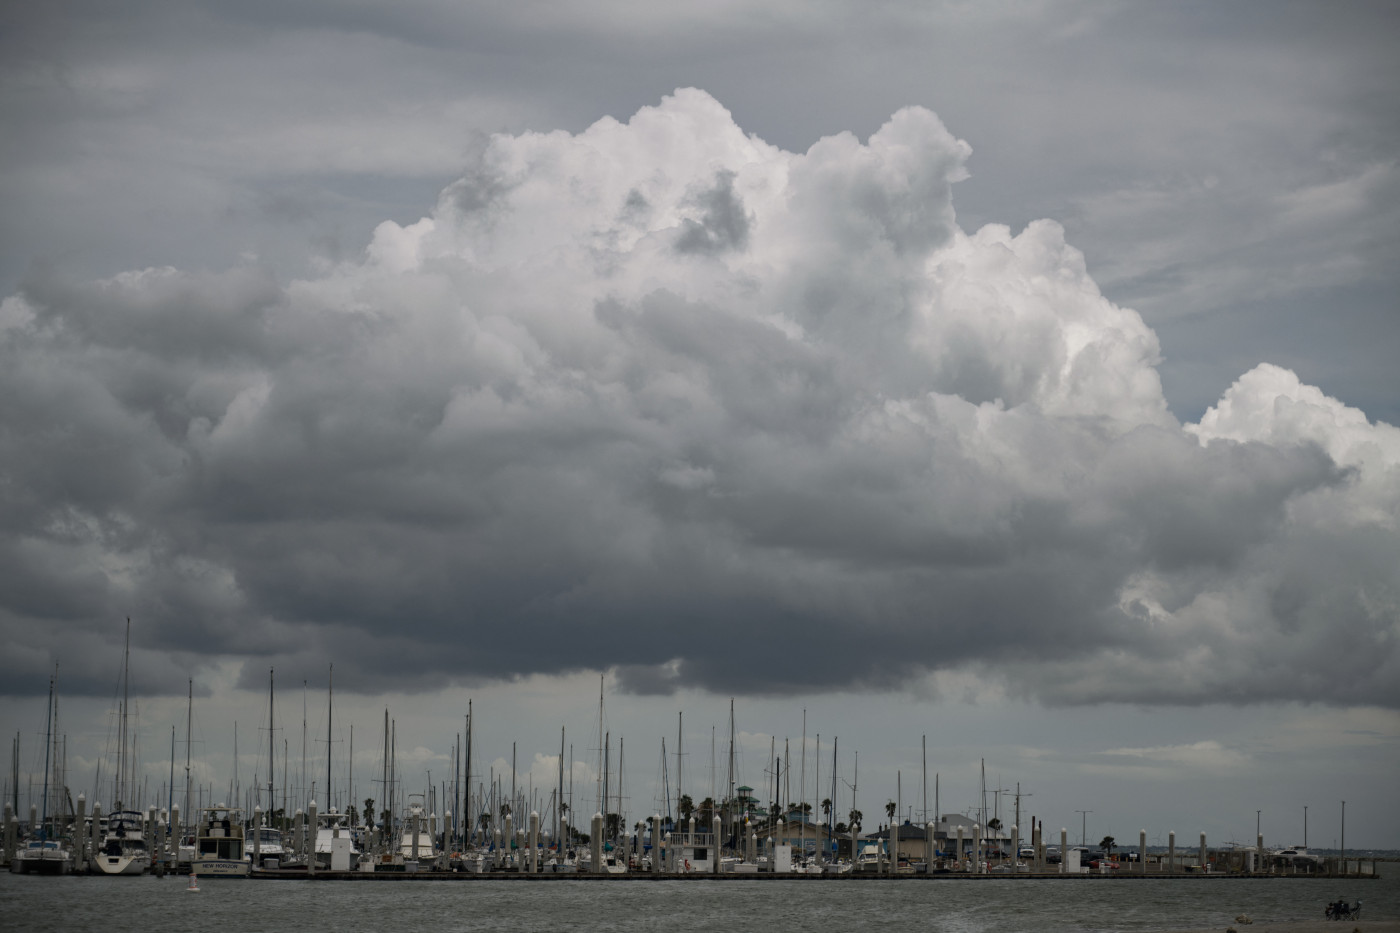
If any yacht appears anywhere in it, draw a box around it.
[244,825,288,867]
[9,836,76,875]
[191,805,251,877]
[93,809,151,875]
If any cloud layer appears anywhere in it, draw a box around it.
[3,90,1395,706]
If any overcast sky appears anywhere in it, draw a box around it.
[2,1,1396,849]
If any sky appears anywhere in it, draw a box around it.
[1,1,1397,850]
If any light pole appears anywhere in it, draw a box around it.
[1076,810,1092,848]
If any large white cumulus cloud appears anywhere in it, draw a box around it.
[1,90,1394,705]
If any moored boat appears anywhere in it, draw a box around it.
[192,805,250,877]
[93,809,151,875]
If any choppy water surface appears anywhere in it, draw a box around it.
[3,872,1396,933]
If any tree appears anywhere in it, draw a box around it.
[678,794,695,824]
[834,821,848,836]
[848,809,863,830]
[363,798,375,828]
[821,798,832,822]
[1099,835,1116,856]
[885,800,897,824]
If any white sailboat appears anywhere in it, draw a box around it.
[9,671,75,875]
[94,620,150,875]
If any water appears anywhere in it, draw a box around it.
[3,872,1396,933]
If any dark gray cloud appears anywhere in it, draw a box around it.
[2,91,1394,713]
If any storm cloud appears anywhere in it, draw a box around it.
[2,90,1395,707]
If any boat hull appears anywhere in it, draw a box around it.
[191,858,251,878]
[94,853,150,875]
[10,853,74,875]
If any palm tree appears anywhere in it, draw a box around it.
[1100,835,1116,858]
[821,798,832,822]
[885,800,897,824]
[848,809,863,831]
[678,794,695,823]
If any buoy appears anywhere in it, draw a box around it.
[186,872,200,892]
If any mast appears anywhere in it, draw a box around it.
[118,617,130,809]
[381,708,389,841]
[268,668,275,814]
[595,675,604,817]
[799,708,806,858]
[557,726,564,852]
[676,711,683,823]
[184,679,192,823]
[726,699,735,841]
[326,664,333,814]
[39,668,54,841]
[464,702,472,845]
[829,736,837,840]
[921,735,927,824]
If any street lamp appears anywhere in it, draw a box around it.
[1076,810,1093,848]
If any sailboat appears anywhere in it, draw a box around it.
[94,620,151,875]
[9,670,75,875]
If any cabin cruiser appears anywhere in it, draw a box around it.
[192,805,251,877]
[94,809,150,875]
[314,808,361,870]
[244,825,288,867]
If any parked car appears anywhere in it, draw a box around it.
[1046,846,1061,864]
[1018,846,1035,858]
[1088,857,1119,870]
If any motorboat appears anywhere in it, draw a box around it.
[191,805,251,877]
[93,809,151,875]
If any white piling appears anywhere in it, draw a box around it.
[90,803,103,870]
[307,800,317,876]
[1011,825,1019,872]
[652,815,661,872]
[749,830,758,866]
[956,826,965,871]
[890,820,899,876]
[1060,827,1067,875]
[926,822,936,873]
[74,795,87,873]
[590,812,603,872]
[2,802,13,866]
[493,827,503,868]
[765,836,773,872]
[148,806,158,856]
[253,806,263,866]
[530,811,540,873]
[504,813,513,867]
[711,814,722,874]
[1257,833,1264,874]
[170,803,180,866]
[972,823,981,874]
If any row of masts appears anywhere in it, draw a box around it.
[8,661,979,854]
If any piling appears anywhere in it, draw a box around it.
[1168,830,1176,873]
[90,802,103,871]
[254,806,263,864]
[711,815,721,874]
[925,822,935,871]
[171,804,180,868]
[1060,828,1067,875]
[1257,833,1265,875]
[1200,832,1207,873]
[307,800,318,877]
[956,827,965,871]
[1139,829,1146,874]
[530,812,540,873]
[73,795,86,873]
[972,823,981,874]
[590,813,603,872]
[890,820,899,877]
[3,801,13,866]
[1011,825,1019,873]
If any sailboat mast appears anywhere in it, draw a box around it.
[676,711,683,820]
[557,726,564,853]
[464,702,472,845]
[326,664,333,813]
[184,679,192,823]
[119,617,130,808]
[268,668,275,813]
[39,669,54,840]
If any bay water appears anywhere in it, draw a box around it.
[3,871,1396,932]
